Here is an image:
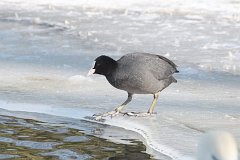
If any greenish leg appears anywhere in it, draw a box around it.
[147,93,159,114]
[123,92,159,117]
[114,93,132,112]
[94,93,133,120]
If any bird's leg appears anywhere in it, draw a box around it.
[124,93,159,117]
[148,92,159,114]
[93,93,133,120]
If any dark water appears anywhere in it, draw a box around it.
[0,114,152,160]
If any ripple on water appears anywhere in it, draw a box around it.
[40,149,92,160]
[0,114,151,159]
[64,136,89,142]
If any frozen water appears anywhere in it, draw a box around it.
[0,0,240,159]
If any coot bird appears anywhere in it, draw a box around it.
[88,52,178,120]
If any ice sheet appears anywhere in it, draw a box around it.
[0,0,240,159]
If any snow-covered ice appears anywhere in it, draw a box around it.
[0,0,240,159]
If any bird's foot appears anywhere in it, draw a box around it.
[123,112,157,117]
[93,108,123,121]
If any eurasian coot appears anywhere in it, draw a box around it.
[88,52,178,120]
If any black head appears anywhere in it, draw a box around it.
[88,55,117,76]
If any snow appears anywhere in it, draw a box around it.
[0,0,240,159]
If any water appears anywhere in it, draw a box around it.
[0,0,240,159]
[0,109,151,160]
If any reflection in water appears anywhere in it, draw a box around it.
[0,115,152,160]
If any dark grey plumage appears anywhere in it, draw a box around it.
[106,52,178,94]
[89,52,178,119]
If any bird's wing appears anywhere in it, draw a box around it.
[148,55,178,81]
[118,53,178,81]
[156,55,178,72]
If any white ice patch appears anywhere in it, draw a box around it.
[1,0,240,159]
[68,75,94,84]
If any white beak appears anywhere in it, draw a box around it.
[87,68,95,76]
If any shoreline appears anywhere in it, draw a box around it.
[0,100,176,159]
[0,108,153,160]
